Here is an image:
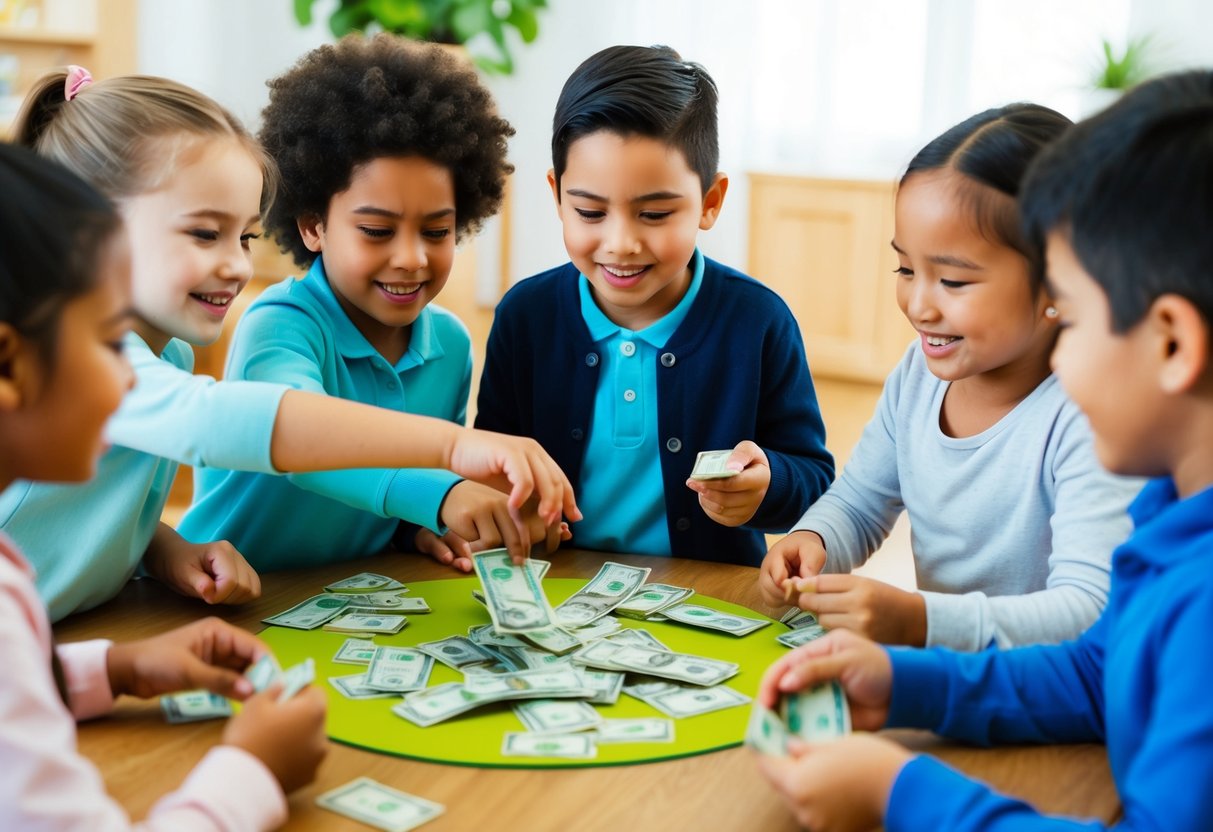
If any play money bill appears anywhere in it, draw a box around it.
[661,603,771,636]
[365,647,434,693]
[554,562,651,628]
[614,583,694,618]
[160,690,232,723]
[472,549,560,634]
[689,449,740,480]
[316,777,444,832]
[262,594,349,630]
[325,572,407,593]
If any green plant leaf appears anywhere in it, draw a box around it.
[507,4,538,42]
[367,0,428,31]
[293,0,315,26]
[451,0,493,43]
[329,2,375,36]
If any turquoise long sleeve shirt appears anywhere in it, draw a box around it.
[179,259,469,571]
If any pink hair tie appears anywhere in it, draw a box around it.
[64,65,93,101]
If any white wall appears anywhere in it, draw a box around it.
[136,0,1213,297]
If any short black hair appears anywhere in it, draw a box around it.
[0,143,120,359]
[260,33,515,267]
[902,103,1072,288]
[1022,70,1213,333]
[551,44,719,195]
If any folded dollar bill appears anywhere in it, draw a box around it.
[161,690,232,723]
[316,777,443,832]
[689,449,740,480]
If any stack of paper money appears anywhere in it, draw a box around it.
[689,449,740,480]
[323,612,408,635]
[744,679,852,755]
[614,583,695,618]
[160,690,232,723]
[316,777,444,831]
[571,640,739,686]
[553,562,651,628]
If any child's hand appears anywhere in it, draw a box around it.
[753,733,911,832]
[223,684,327,794]
[759,530,828,606]
[435,480,570,565]
[143,524,262,606]
[446,429,581,564]
[758,629,893,731]
[791,574,927,646]
[685,441,771,527]
[414,527,475,573]
[106,617,267,700]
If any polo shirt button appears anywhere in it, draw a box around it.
[623,389,637,402]
[666,437,682,452]
[571,428,584,441]
[675,517,691,531]
[621,341,636,356]
[660,352,676,367]
[585,353,599,367]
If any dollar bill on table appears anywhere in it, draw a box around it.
[329,673,399,700]
[614,583,695,619]
[519,625,582,655]
[417,635,495,669]
[689,449,740,480]
[646,684,752,718]
[512,699,602,734]
[660,603,771,636]
[161,690,232,723]
[575,642,740,687]
[339,595,428,613]
[278,657,316,701]
[603,628,672,652]
[333,637,379,665]
[577,667,626,705]
[365,647,434,693]
[568,615,622,641]
[322,612,408,635]
[460,667,595,701]
[325,572,407,594]
[262,594,350,630]
[553,562,651,628]
[316,777,444,832]
[501,731,597,759]
[472,549,562,634]
[244,653,282,692]
[595,718,675,744]
[776,622,828,648]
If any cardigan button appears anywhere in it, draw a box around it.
[660,352,676,367]
[585,352,599,367]
[571,428,584,441]
[666,437,682,453]
[675,517,691,532]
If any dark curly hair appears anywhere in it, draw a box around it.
[260,33,515,267]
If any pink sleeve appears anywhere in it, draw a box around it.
[56,639,116,721]
[0,555,287,831]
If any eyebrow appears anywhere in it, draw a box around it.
[565,188,685,203]
[183,209,262,227]
[352,205,456,221]
[889,240,983,270]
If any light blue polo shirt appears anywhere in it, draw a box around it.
[573,250,705,556]
[179,258,469,570]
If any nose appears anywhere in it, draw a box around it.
[602,216,641,256]
[218,238,254,284]
[903,277,939,324]
[390,235,427,273]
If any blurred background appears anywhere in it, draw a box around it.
[2,0,1207,575]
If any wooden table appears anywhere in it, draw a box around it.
[55,550,1120,830]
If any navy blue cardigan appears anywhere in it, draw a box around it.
[475,257,834,567]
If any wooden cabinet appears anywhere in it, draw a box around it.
[748,173,913,383]
[0,0,136,134]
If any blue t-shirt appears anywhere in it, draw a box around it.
[573,250,705,556]
[179,258,469,571]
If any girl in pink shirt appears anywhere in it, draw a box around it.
[0,142,327,829]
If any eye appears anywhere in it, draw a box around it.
[423,228,452,240]
[940,279,969,289]
[892,266,913,276]
[639,211,672,221]
[574,208,605,221]
[359,226,393,239]
[240,232,261,249]
[188,229,219,243]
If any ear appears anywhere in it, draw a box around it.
[546,169,561,210]
[1150,294,1209,394]
[297,214,325,254]
[699,173,729,231]
[0,323,31,412]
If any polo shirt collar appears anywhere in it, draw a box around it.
[300,258,442,368]
[578,249,705,347]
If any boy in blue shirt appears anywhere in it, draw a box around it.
[476,45,834,566]
[751,70,1213,831]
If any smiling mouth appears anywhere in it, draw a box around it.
[190,292,233,307]
[601,264,649,279]
[377,282,422,296]
[924,335,961,347]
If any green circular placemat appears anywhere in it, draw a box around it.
[260,578,785,768]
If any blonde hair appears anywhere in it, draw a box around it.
[13,69,277,209]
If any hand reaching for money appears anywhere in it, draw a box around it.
[685,440,771,527]
[759,530,829,607]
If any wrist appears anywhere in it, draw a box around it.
[901,591,928,647]
[105,642,135,698]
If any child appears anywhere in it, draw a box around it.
[753,70,1213,831]
[759,104,1141,650]
[179,35,562,573]
[5,67,577,622]
[475,45,835,565]
[0,142,327,830]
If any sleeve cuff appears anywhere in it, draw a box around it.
[922,590,988,652]
[56,639,115,721]
[383,469,462,532]
[150,745,288,830]
[886,646,950,730]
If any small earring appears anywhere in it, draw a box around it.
[1045,306,1059,319]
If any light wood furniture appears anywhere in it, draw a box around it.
[0,0,136,135]
[749,173,915,383]
[55,550,1119,831]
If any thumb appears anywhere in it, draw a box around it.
[190,657,251,699]
[729,440,765,471]
[183,563,218,603]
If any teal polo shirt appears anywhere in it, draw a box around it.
[179,258,469,570]
[573,250,706,556]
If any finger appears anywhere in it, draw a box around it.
[779,650,856,693]
[430,539,456,565]
[188,658,250,699]
[191,569,218,604]
[559,521,572,542]
[543,520,561,554]
[451,556,474,573]
[495,500,527,565]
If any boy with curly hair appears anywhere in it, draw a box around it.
[180,34,565,571]
[475,45,834,565]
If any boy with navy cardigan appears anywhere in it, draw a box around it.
[751,70,1213,831]
[476,45,833,566]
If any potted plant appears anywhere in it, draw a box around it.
[1083,34,1156,116]
[293,0,547,74]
